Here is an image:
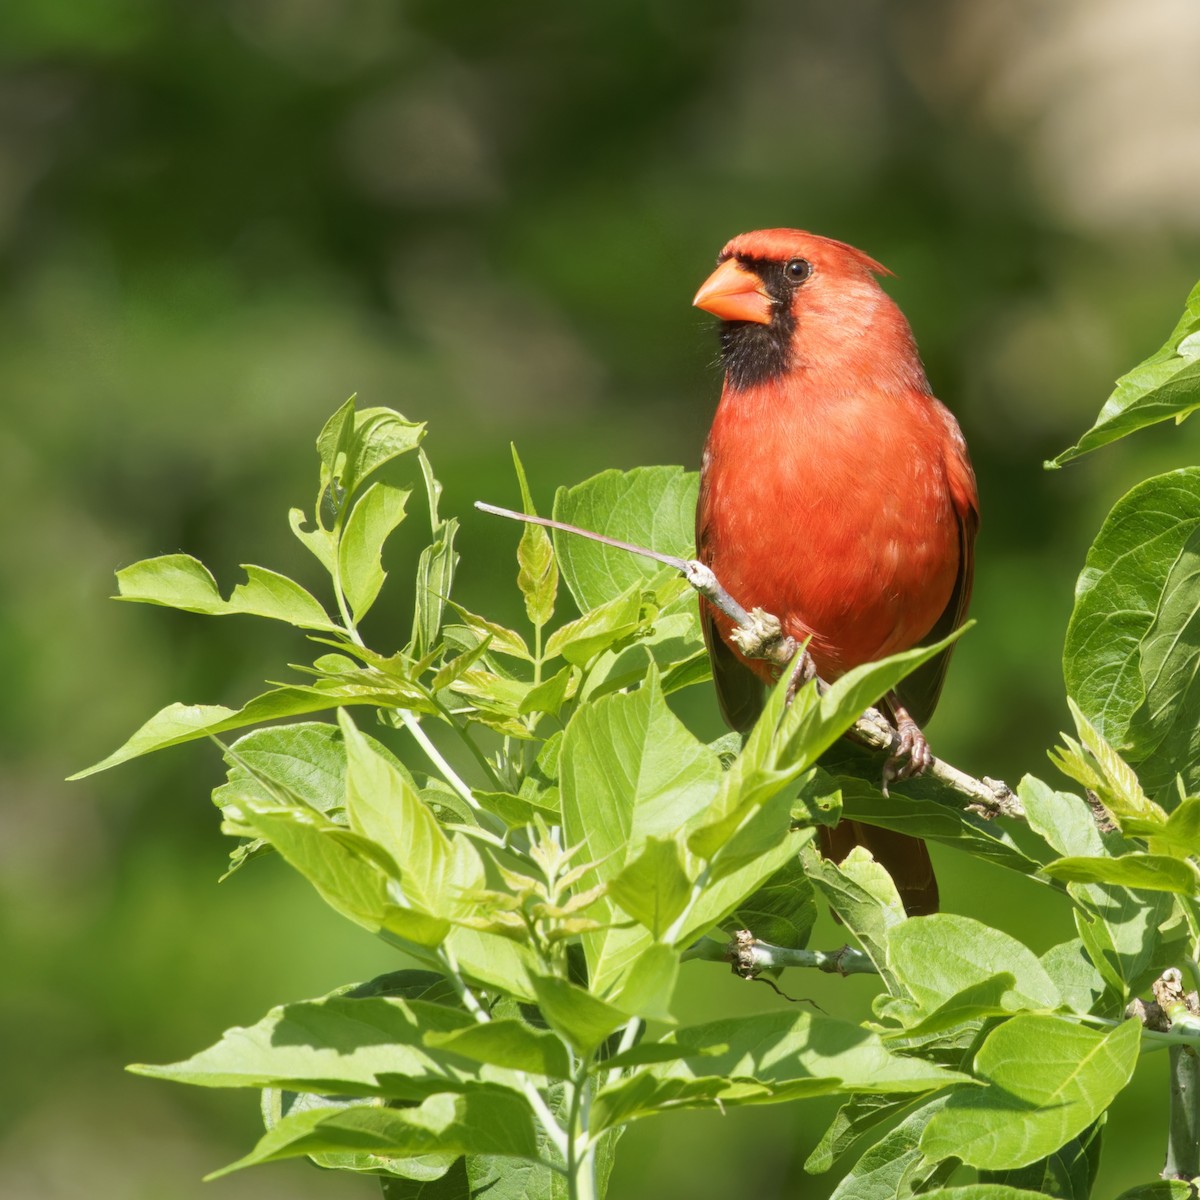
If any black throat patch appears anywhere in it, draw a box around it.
[716,257,797,391]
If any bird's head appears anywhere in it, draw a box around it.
[693,228,917,392]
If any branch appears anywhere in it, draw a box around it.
[686,931,879,978]
[475,500,1022,821]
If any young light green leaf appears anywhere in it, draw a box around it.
[1049,281,1200,466]
[608,836,692,938]
[338,482,411,620]
[1063,469,1200,793]
[920,1015,1141,1170]
[887,914,1061,1014]
[209,1090,539,1179]
[339,709,485,920]
[552,465,698,612]
[116,554,339,631]
[1051,700,1166,828]
[72,685,405,779]
[237,799,449,947]
[1043,853,1198,894]
[423,1020,572,1080]
[518,665,574,718]
[130,995,478,1097]
[411,519,460,659]
[543,585,643,666]
[511,446,558,628]
[337,407,426,499]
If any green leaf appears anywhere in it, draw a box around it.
[1111,1184,1200,1200]
[338,482,411,620]
[560,667,720,992]
[552,466,698,612]
[529,974,627,1056]
[1043,853,1198,894]
[805,1093,923,1176]
[826,751,1045,876]
[920,1015,1141,1170]
[886,914,1062,1014]
[543,585,644,666]
[803,845,906,991]
[518,666,574,718]
[829,1095,950,1200]
[235,799,447,947]
[919,1189,1050,1200]
[979,1118,1104,1200]
[606,942,679,1024]
[1040,940,1106,1015]
[72,684,411,778]
[130,995,479,1098]
[1049,281,1200,466]
[724,854,817,951]
[1063,469,1200,792]
[210,1090,539,1178]
[339,710,486,927]
[411,517,461,659]
[336,406,426,499]
[511,447,558,628]
[1051,701,1166,829]
[423,1020,572,1080]
[592,1009,966,1132]
[268,1088,459,1182]
[608,836,692,939]
[115,554,339,630]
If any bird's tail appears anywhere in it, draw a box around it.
[818,822,938,916]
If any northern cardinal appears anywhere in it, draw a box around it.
[693,229,978,915]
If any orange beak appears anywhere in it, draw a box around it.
[692,258,773,324]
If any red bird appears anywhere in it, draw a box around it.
[693,229,978,915]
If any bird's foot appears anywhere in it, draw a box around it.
[729,607,797,669]
[785,648,817,704]
[881,693,932,793]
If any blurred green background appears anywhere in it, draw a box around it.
[3,1,1199,1196]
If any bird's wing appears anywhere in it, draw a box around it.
[895,412,979,726]
[700,601,765,731]
[697,456,765,731]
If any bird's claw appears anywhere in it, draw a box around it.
[785,649,817,703]
[882,713,932,793]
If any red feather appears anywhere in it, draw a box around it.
[695,230,978,914]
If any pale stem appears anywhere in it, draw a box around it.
[438,946,570,1160]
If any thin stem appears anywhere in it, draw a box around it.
[397,709,479,808]
[685,934,879,977]
[1164,1044,1200,1180]
[438,946,569,1160]
[604,1017,643,1090]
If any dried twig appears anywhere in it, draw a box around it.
[475,500,1023,822]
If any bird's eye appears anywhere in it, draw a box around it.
[783,258,812,285]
